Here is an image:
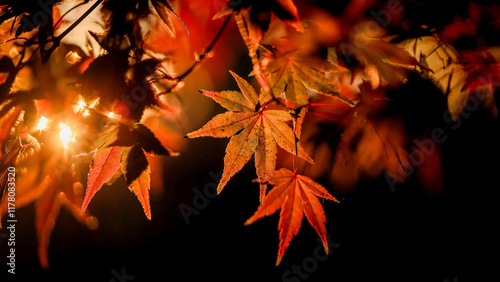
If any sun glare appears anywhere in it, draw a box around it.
[36,116,48,130]
[59,123,73,148]
[76,101,86,111]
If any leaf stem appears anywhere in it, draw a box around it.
[177,15,231,82]
[46,0,103,61]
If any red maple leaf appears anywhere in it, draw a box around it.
[245,168,338,265]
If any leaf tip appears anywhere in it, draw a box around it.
[276,255,283,266]
[216,184,223,195]
[169,151,181,157]
[80,199,90,216]
[321,236,329,255]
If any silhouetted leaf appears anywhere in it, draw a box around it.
[78,52,129,103]
[121,145,151,219]
[0,56,16,104]
[109,123,177,156]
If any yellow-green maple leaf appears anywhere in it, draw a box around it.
[264,50,352,107]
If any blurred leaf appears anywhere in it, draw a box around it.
[398,36,469,120]
[460,49,500,93]
[263,49,352,107]
[148,0,174,37]
[214,0,303,49]
[35,174,60,270]
[0,90,39,130]
[0,106,22,160]
[0,56,17,104]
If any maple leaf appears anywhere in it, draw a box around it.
[83,122,173,219]
[460,49,500,93]
[35,163,99,269]
[0,106,22,160]
[335,21,430,90]
[81,145,123,215]
[187,71,313,199]
[148,0,189,37]
[78,52,129,103]
[245,168,339,265]
[121,145,152,219]
[1,147,98,268]
[56,1,106,58]
[110,123,178,156]
[263,49,353,108]
[35,169,66,269]
[0,0,63,36]
[0,56,17,104]
[397,35,472,120]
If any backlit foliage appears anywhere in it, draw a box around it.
[0,0,499,267]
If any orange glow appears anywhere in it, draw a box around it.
[76,101,86,111]
[65,51,82,64]
[59,123,73,148]
[36,116,48,130]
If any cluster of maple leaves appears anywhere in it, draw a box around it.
[0,0,499,268]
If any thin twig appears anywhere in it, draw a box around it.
[177,15,231,82]
[40,0,104,62]
[158,15,231,95]
[52,0,93,30]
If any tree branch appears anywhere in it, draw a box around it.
[158,15,231,95]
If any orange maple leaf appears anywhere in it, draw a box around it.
[245,168,339,265]
[81,145,123,215]
[187,71,313,200]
